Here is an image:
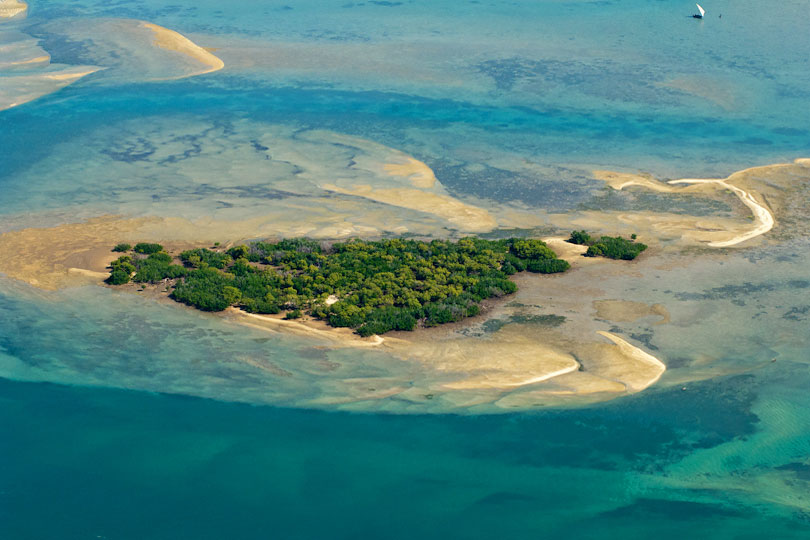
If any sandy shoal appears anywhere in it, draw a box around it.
[0,67,101,112]
[140,21,224,77]
[594,331,666,392]
[230,309,385,348]
[0,0,26,19]
[383,157,437,188]
[592,165,782,247]
[321,183,498,232]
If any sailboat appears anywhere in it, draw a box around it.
[693,3,705,18]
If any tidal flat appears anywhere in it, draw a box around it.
[2,0,810,536]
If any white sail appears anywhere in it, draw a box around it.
[696,3,705,17]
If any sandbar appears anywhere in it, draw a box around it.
[140,21,224,78]
[0,67,101,112]
[667,178,774,247]
[231,309,385,348]
[596,331,666,391]
[0,0,26,19]
[593,168,776,247]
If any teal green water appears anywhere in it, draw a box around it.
[2,0,810,536]
[2,373,810,539]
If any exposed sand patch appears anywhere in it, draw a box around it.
[593,299,670,325]
[0,0,27,19]
[231,310,385,348]
[140,21,224,78]
[593,168,776,247]
[0,216,159,289]
[429,336,580,390]
[595,331,666,392]
[31,18,223,83]
[0,8,100,111]
[543,236,603,267]
[0,67,101,111]
[383,157,437,188]
[322,183,498,232]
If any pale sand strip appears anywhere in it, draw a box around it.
[0,67,101,112]
[667,178,774,247]
[596,331,666,391]
[594,169,775,247]
[140,21,224,77]
[496,363,580,387]
[232,310,385,348]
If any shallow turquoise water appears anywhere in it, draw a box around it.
[2,0,810,536]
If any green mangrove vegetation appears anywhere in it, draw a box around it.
[107,237,570,336]
[567,231,648,260]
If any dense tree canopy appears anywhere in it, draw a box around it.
[108,237,571,336]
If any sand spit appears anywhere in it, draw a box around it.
[28,18,223,83]
[0,67,101,111]
[668,178,774,247]
[0,0,26,19]
[0,10,100,112]
[596,331,666,392]
[140,22,224,78]
[593,168,776,247]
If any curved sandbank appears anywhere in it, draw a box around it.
[0,7,100,112]
[594,168,776,247]
[140,21,224,78]
[596,331,666,392]
[667,178,774,247]
[0,67,101,111]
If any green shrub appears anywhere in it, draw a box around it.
[133,242,164,254]
[112,243,132,252]
[112,236,571,334]
[568,231,592,245]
